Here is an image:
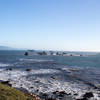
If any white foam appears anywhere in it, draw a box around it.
[0,69,99,100]
[30,69,60,74]
[19,58,53,62]
[0,63,11,67]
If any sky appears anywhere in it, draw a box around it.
[0,0,100,51]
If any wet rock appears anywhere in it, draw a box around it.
[45,98,57,100]
[39,92,49,99]
[69,54,72,56]
[42,93,48,97]
[1,81,12,87]
[42,51,47,55]
[76,98,88,100]
[56,52,59,55]
[74,93,78,96]
[35,80,40,83]
[83,92,94,98]
[50,51,53,55]
[80,54,83,56]
[38,51,47,55]
[53,91,59,94]
[26,68,31,72]
[53,91,68,97]
[36,89,39,92]
[51,76,56,79]
[20,84,23,86]
[30,86,34,89]
[24,52,29,56]
[77,92,94,100]
[6,68,12,71]
[45,97,57,100]
[58,91,67,97]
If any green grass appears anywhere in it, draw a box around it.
[0,83,35,100]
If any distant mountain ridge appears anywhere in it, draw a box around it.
[0,46,16,50]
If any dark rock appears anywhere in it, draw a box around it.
[42,51,47,55]
[30,86,34,89]
[42,93,48,97]
[20,84,23,86]
[51,76,56,79]
[35,80,40,83]
[26,68,31,72]
[24,52,29,56]
[36,89,39,92]
[1,81,12,87]
[58,91,67,97]
[67,93,71,95]
[63,52,67,55]
[80,54,83,56]
[45,98,57,100]
[6,68,12,71]
[38,51,47,55]
[70,54,73,56]
[50,51,53,55]
[74,93,78,95]
[83,92,94,98]
[1,89,4,91]
[76,98,88,100]
[77,92,94,100]
[38,52,43,55]
[53,91,67,97]
[94,86,98,89]
[56,52,59,55]
[53,91,59,94]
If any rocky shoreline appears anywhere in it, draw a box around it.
[0,67,100,100]
[0,82,41,100]
[0,80,98,100]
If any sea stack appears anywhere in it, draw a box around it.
[24,52,29,56]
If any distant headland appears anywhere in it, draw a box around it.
[0,46,16,50]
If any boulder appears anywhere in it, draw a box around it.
[1,81,12,87]
[83,92,94,98]
[6,68,12,71]
[24,52,29,56]
[45,98,57,100]
[26,68,31,72]
[76,98,88,100]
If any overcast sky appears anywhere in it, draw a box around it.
[0,0,100,51]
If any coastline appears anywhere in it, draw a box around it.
[0,83,41,100]
[0,51,100,100]
[0,66,100,100]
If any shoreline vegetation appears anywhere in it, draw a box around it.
[0,82,41,100]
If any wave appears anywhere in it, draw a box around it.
[0,68,99,99]
[0,63,12,67]
[29,69,60,74]
[19,58,54,62]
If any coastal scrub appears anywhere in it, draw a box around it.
[0,83,37,100]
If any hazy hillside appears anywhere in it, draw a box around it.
[0,46,16,50]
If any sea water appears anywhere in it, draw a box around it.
[0,50,100,99]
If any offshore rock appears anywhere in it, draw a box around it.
[24,52,29,56]
[26,68,31,72]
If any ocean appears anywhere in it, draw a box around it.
[0,50,100,100]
